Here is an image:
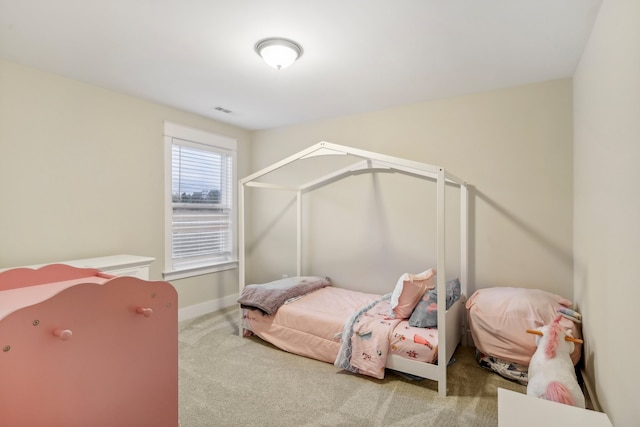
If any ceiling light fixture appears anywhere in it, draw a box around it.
[255,38,303,70]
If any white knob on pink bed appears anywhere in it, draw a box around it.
[136,307,153,317]
[53,328,73,340]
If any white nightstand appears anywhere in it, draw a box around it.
[498,388,612,427]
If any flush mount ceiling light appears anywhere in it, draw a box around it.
[255,38,303,70]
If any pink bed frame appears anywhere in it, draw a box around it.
[0,264,178,427]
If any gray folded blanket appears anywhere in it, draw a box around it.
[237,276,330,315]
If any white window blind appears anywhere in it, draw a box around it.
[164,122,237,277]
[171,142,233,269]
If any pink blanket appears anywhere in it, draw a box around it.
[466,287,582,366]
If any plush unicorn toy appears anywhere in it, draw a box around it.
[526,316,586,408]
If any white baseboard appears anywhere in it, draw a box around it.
[178,293,239,322]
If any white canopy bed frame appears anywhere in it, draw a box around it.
[238,141,469,396]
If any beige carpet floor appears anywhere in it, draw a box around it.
[178,307,526,427]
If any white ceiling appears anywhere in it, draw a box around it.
[0,0,602,131]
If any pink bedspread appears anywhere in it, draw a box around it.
[243,286,439,375]
[466,287,582,366]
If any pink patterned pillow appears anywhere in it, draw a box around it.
[389,268,436,319]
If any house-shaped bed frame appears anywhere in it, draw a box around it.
[239,141,469,396]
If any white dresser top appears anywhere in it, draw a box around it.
[498,388,612,427]
[0,255,155,273]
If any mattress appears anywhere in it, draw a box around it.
[243,286,439,367]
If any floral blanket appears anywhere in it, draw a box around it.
[334,293,403,379]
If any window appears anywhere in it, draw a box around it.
[164,122,237,279]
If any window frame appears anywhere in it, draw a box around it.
[163,122,238,280]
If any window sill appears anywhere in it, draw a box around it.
[162,261,238,281]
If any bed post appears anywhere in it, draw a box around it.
[238,181,246,337]
[436,167,447,397]
[460,183,468,291]
[460,182,469,346]
[296,190,302,277]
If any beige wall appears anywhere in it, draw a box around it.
[248,80,574,298]
[573,0,640,425]
[0,59,576,337]
[0,59,251,309]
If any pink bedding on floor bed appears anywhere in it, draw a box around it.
[243,286,439,367]
[466,287,582,366]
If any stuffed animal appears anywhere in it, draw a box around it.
[526,316,586,408]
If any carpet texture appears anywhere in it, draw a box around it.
[178,307,525,427]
